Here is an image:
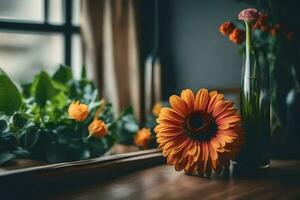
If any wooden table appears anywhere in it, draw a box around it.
[47,159,299,200]
[1,157,299,200]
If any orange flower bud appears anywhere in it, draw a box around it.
[219,21,236,36]
[271,24,281,37]
[88,119,108,138]
[68,101,89,122]
[152,102,162,116]
[229,29,245,44]
[286,32,294,41]
[253,14,268,30]
[260,25,270,32]
[134,128,151,149]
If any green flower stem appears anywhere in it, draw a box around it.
[244,21,252,97]
[107,109,127,129]
[291,65,300,91]
[83,133,92,143]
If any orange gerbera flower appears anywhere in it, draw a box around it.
[155,89,243,176]
[68,101,89,122]
[135,128,152,149]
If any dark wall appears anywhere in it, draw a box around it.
[159,0,250,99]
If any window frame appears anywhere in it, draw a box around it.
[0,0,80,66]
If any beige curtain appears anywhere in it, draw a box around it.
[81,0,141,120]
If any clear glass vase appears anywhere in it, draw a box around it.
[234,22,271,170]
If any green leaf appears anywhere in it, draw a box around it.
[19,126,40,150]
[88,137,114,157]
[0,119,7,132]
[0,151,16,164]
[52,80,69,93]
[52,65,72,84]
[31,71,60,106]
[117,106,138,145]
[20,82,32,98]
[12,148,30,157]
[45,143,90,163]
[0,68,22,115]
[122,105,134,115]
[12,112,32,129]
[55,125,80,144]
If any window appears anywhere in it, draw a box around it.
[0,0,82,82]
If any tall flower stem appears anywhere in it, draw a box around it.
[236,19,271,171]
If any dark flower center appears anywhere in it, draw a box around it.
[184,111,217,141]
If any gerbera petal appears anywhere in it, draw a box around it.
[207,91,224,113]
[217,129,239,138]
[195,88,209,111]
[212,100,234,118]
[210,137,220,149]
[193,141,201,162]
[175,161,185,171]
[216,108,237,120]
[169,95,189,117]
[155,124,184,133]
[218,123,230,130]
[209,142,218,161]
[203,142,209,163]
[188,141,198,156]
[181,89,195,114]
[157,116,183,126]
[160,108,185,121]
[215,135,226,147]
[216,115,241,126]
[156,118,184,129]
[216,133,234,144]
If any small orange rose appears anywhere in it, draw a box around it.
[229,29,245,44]
[134,128,152,149]
[260,25,270,32]
[271,24,281,37]
[88,119,108,138]
[286,32,294,41]
[219,21,236,36]
[68,101,89,122]
[152,102,162,116]
[253,14,268,30]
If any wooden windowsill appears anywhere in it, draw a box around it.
[0,149,165,199]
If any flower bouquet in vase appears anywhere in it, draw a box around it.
[221,8,271,171]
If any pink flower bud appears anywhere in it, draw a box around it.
[238,8,260,21]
